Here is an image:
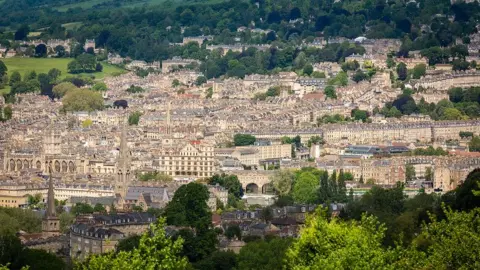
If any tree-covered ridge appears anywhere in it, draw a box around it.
[0,0,479,63]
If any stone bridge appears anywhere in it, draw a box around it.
[233,170,275,194]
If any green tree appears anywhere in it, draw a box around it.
[225,224,242,240]
[208,174,243,199]
[303,64,313,76]
[0,60,7,77]
[81,119,93,128]
[14,25,30,40]
[352,109,369,122]
[324,85,337,99]
[54,45,66,57]
[412,63,426,79]
[406,164,416,182]
[128,111,142,125]
[23,70,37,81]
[37,73,52,95]
[77,218,188,269]
[418,207,480,269]
[352,69,367,83]
[292,172,319,204]
[52,82,77,98]
[172,79,181,88]
[205,87,213,98]
[425,167,433,183]
[116,234,141,252]
[195,76,207,86]
[396,62,407,81]
[386,57,396,68]
[1,106,12,121]
[448,168,480,211]
[71,203,94,216]
[164,182,210,229]
[233,134,256,146]
[93,203,106,213]
[91,82,107,91]
[337,170,348,202]
[307,136,324,147]
[59,212,75,233]
[47,68,61,82]
[61,89,104,112]
[285,208,393,269]
[469,136,480,152]
[9,71,21,86]
[68,60,82,73]
[126,85,145,93]
[0,207,41,235]
[195,251,238,270]
[316,170,329,203]
[442,107,466,120]
[311,71,326,78]
[261,206,273,223]
[269,169,295,195]
[266,86,281,97]
[237,237,292,270]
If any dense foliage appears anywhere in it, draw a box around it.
[61,88,104,112]
[75,218,188,270]
[233,134,256,146]
[0,0,477,80]
[0,207,41,235]
[380,86,480,120]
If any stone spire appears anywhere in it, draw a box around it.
[166,101,171,135]
[46,166,56,217]
[116,117,131,197]
[42,164,60,237]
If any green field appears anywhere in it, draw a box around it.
[61,22,84,31]
[0,58,125,94]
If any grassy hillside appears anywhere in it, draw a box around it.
[0,57,124,94]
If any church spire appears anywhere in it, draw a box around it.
[166,101,171,135]
[116,117,131,197]
[46,165,56,217]
[119,119,128,165]
[42,164,60,237]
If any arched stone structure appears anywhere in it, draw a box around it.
[69,161,75,173]
[262,183,275,194]
[3,153,79,174]
[16,159,22,171]
[54,160,60,172]
[245,183,259,194]
[9,159,15,171]
[62,161,68,172]
[23,159,29,169]
[236,171,274,195]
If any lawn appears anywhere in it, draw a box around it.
[61,22,84,31]
[0,58,125,94]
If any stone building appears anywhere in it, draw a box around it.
[70,212,156,260]
[3,121,86,174]
[161,57,201,73]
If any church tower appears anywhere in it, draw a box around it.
[42,166,60,237]
[115,120,131,197]
[43,120,62,156]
